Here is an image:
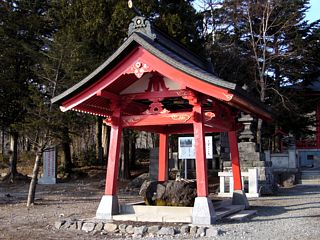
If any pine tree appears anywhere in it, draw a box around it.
[0,0,53,180]
[201,0,317,147]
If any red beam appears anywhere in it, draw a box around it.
[121,112,194,127]
[97,90,120,101]
[121,89,191,101]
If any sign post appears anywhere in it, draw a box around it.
[38,146,57,184]
[178,136,213,179]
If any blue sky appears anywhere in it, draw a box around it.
[193,0,319,22]
[306,0,320,22]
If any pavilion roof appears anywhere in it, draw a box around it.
[52,16,272,121]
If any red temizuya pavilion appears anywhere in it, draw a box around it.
[52,16,272,225]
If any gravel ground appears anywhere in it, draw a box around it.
[0,178,319,240]
[215,185,320,240]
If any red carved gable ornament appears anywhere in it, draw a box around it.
[129,61,150,78]
[145,72,169,92]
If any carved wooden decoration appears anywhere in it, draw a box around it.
[130,61,150,78]
[146,72,169,92]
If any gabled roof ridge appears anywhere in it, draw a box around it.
[51,33,139,104]
[52,32,236,104]
[128,16,212,72]
[133,32,236,90]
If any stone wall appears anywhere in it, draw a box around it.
[54,219,223,238]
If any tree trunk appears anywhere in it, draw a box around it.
[120,129,130,179]
[102,124,110,164]
[96,116,103,164]
[9,131,18,180]
[1,128,5,156]
[27,151,42,207]
[61,127,72,173]
[130,136,136,170]
[256,78,266,152]
[256,118,263,152]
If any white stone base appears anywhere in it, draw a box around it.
[38,177,56,184]
[192,197,216,225]
[218,192,260,198]
[232,190,250,209]
[96,195,119,220]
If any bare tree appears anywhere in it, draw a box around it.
[200,0,310,148]
[26,49,64,207]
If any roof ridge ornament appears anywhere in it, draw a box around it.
[128,16,156,40]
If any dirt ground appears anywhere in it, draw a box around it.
[0,167,141,240]
[1,168,320,240]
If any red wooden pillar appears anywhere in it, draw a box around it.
[193,103,208,197]
[104,107,122,195]
[228,130,243,191]
[158,133,168,181]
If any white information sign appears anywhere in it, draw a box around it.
[178,136,213,159]
[38,146,57,184]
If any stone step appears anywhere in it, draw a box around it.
[301,171,320,175]
[226,210,257,221]
[299,179,320,185]
[215,205,245,220]
[212,199,232,209]
[115,201,245,223]
[300,175,320,180]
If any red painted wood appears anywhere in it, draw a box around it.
[60,46,271,121]
[97,90,120,101]
[73,105,111,117]
[228,131,243,191]
[138,48,234,101]
[204,118,233,132]
[61,47,234,113]
[61,48,152,111]
[146,72,168,92]
[105,107,122,195]
[121,89,189,101]
[231,95,272,121]
[158,133,168,181]
[193,103,209,197]
[121,112,194,127]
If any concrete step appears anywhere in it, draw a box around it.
[299,179,320,185]
[226,210,257,221]
[300,172,320,176]
[300,170,320,184]
[301,170,320,174]
[213,199,232,209]
[215,204,245,220]
[300,175,320,180]
[115,200,245,223]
